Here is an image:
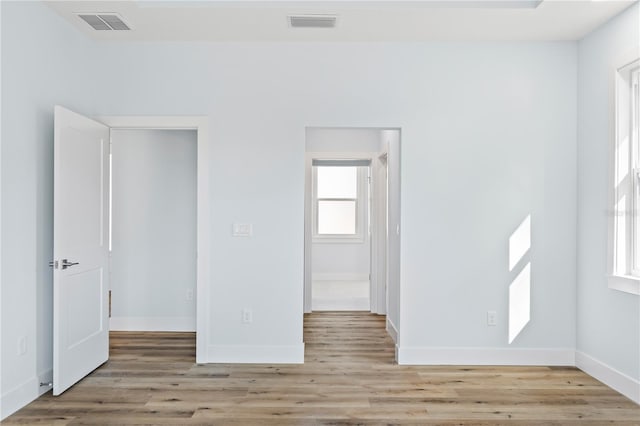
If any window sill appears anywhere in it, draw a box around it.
[608,274,640,296]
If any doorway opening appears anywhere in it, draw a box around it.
[109,129,197,336]
[311,160,371,310]
[303,127,401,347]
[99,115,210,364]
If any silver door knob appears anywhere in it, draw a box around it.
[61,259,79,270]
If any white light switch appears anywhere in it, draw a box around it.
[233,223,253,237]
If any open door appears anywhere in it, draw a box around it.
[53,106,110,395]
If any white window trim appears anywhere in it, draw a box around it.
[607,48,640,296]
[307,152,373,244]
[312,165,368,243]
[631,69,640,276]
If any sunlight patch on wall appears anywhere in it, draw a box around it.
[508,214,531,344]
[509,263,531,344]
[509,215,531,271]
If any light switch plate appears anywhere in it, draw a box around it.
[233,223,253,237]
[487,310,497,326]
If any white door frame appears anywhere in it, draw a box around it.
[98,115,209,363]
[370,153,388,315]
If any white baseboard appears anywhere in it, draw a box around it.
[397,346,575,366]
[110,316,195,332]
[312,273,369,281]
[386,317,398,344]
[576,351,640,404]
[1,369,52,421]
[206,343,304,364]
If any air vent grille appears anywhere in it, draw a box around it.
[289,15,337,28]
[77,13,131,31]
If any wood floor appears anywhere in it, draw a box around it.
[4,312,639,425]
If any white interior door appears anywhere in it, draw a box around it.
[53,106,110,395]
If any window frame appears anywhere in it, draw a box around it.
[311,163,368,244]
[607,51,640,296]
[632,68,640,276]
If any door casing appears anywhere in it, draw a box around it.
[99,116,209,363]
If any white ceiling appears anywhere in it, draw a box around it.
[46,0,638,42]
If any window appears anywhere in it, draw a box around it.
[317,166,358,234]
[608,56,640,295]
[312,160,369,242]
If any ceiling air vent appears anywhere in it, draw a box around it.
[288,15,337,29]
[77,13,131,31]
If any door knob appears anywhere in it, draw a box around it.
[61,259,79,270]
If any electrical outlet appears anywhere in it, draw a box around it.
[186,289,194,301]
[17,336,27,356]
[487,311,497,326]
[242,308,253,324]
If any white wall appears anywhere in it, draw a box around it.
[306,128,383,153]
[1,1,100,418]
[397,44,577,361]
[110,129,197,331]
[576,2,640,398]
[2,1,584,417]
[307,128,380,280]
[92,40,577,362]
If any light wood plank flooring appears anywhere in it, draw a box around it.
[4,312,639,425]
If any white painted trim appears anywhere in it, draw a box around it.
[311,165,368,243]
[397,347,575,366]
[312,273,369,281]
[0,369,52,421]
[206,344,305,364]
[606,48,640,296]
[371,152,388,315]
[607,274,640,295]
[576,351,640,405]
[109,316,196,332]
[97,115,209,363]
[98,116,207,130]
[1,378,38,420]
[304,153,313,313]
[386,317,398,344]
